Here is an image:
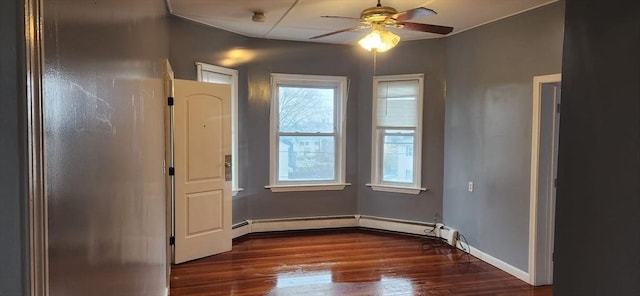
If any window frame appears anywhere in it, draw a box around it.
[267,73,350,192]
[367,74,427,195]
[196,62,242,196]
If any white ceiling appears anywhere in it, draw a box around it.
[168,0,558,44]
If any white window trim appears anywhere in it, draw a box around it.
[368,74,427,195]
[267,73,350,192]
[196,62,243,196]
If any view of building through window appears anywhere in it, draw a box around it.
[382,130,414,183]
[277,86,336,181]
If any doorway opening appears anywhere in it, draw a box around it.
[528,73,561,285]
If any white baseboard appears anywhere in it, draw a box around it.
[230,215,530,284]
[456,239,530,283]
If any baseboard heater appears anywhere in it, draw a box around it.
[231,215,457,246]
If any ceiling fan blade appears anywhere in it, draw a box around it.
[310,25,368,39]
[391,7,436,22]
[321,16,362,21]
[399,22,453,35]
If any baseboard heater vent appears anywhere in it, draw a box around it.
[232,220,250,229]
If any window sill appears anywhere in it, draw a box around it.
[365,183,427,195]
[232,188,244,197]
[265,183,351,193]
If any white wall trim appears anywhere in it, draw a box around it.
[265,183,351,193]
[456,239,530,283]
[529,73,561,285]
[365,183,427,195]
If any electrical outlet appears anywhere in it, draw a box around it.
[468,181,474,192]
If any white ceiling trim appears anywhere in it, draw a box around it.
[447,0,559,38]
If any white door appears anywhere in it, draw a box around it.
[173,79,232,264]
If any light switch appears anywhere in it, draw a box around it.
[468,181,474,192]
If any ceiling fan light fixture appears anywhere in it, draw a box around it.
[358,26,400,52]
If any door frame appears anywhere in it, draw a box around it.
[163,59,174,292]
[25,0,49,294]
[528,73,561,285]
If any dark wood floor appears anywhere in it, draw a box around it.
[170,229,552,296]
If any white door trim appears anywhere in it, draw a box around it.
[528,73,561,285]
[162,58,174,293]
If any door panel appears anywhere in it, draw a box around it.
[186,190,223,235]
[173,79,231,264]
[187,96,223,181]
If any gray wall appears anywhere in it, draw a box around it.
[554,0,640,294]
[243,38,360,219]
[169,5,566,237]
[0,0,28,295]
[43,0,169,295]
[356,39,447,222]
[443,1,565,271]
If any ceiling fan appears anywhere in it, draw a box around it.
[310,0,454,42]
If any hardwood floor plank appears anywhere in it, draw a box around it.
[170,229,552,296]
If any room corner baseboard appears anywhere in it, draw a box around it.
[456,240,530,283]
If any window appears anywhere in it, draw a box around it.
[196,62,242,195]
[267,74,349,192]
[367,74,426,194]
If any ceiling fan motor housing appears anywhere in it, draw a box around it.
[361,6,398,24]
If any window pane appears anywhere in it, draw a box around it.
[278,136,335,181]
[382,134,414,183]
[278,86,334,133]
